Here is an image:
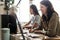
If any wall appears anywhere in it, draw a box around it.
[0,1,5,40]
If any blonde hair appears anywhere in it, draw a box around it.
[9,6,17,12]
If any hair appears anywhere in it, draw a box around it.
[9,6,17,19]
[30,5,39,15]
[9,6,17,12]
[40,0,56,22]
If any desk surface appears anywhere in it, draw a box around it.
[10,33,60,40]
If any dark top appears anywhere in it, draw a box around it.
[9,14,17,34]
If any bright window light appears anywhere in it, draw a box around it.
[49,0,60,17]
[14,0,60,23]
[14,0,30,23]
[32,0,60,17]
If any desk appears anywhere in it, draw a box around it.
[10,29,60,40]
[10,33,44,40]
[45,36,60,40]
[10,33,60,40]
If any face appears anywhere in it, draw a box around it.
[30,8,33,15]
[40,4,47,15]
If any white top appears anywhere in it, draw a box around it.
[30,15,40,28]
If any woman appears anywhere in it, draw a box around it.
[24,5,40,30]
[8,7,17,34]
[34,0,59,37]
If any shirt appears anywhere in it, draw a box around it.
[30,15,40,28]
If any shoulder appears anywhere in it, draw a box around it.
[52,12,59,18]
[35,15,40,20]
[49,12,59,22]
[35,15,40,18]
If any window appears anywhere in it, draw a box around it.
[32,0,60,17]
[14,0,30,23]
[14,0,60,23]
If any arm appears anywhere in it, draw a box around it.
[24,16,34,26]
[33,23,39,28]
[33,15,40,29]
[29,15,41,32]
[46,13,59,37]
[24,21,31,26]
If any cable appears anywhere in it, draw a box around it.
[16,0,21,7]
[17,18,25,40]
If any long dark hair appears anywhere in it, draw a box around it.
[40,0,56,22]
[30,5,39,15]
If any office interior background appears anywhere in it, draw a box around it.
[14,0,60,24]
[0,0,60,40]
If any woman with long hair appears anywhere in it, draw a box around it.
[34,0,59,37]
[8,7,17,34]
[24,5,40,31]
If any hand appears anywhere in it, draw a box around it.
[23,25,32,29]
[23,25,29,29]
[34,30,44,34]
[24,24,27,27]
[29,29,34,33]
